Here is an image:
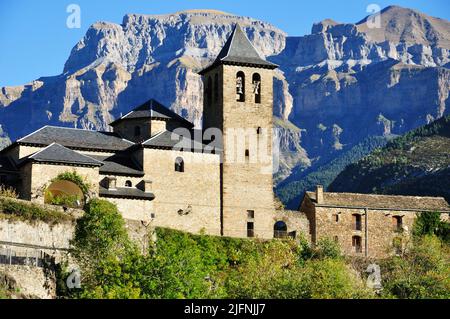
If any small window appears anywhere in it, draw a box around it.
[247,210,255,219]
[175,157,184,172]
[252,73,261,104]
[352,214,362,231]
[334,236,339,243]
[236,71,245,102]
[333,214,339,223]
[247,222,254,238]
[134,126,141,137]
[256,127,262,135]
[392,216,403,232]
[352,236,362,253]
[151,213,156,219]
[125,180,132,187]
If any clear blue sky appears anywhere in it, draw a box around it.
[0,0,449,87]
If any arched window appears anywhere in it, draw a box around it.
[207,76,212,105]
[352,214,362,231]
[134,126,141,137]
[214,73,219,102]
[352,236,362,253]
[274,221,287,238]
[252,73,261,104]
[125,180,132,187]
[175,157,184,172]
[236,71,245,102]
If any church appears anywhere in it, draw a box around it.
[0,24,308,240]
[0,25,449,256]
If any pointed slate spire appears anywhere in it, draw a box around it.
[199,24,278,74]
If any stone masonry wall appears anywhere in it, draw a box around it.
[142,148,221,235]
[314,206,419,258]
[217,65,277,238]
[105,197,152,221]
[29,163,100,204]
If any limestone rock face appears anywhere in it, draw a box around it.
[0,6,449,190]
[0,11,286,137]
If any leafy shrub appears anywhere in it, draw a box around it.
[314,237,342,259]
[0,185,18,199]
[70,199,142,299]
[45,191,82,208]
[380,235,450,299]
[0,197,72,224]
[413,211,450,244]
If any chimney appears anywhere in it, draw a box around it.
[143,179,153,192]
[316,185,324,204]
[106,176,117,190]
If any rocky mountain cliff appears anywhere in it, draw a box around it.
[0,6,449,204]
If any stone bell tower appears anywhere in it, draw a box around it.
[199,24,279,238]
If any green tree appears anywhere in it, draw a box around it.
[380,235,450,299]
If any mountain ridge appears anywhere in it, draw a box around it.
[329,115,450,202]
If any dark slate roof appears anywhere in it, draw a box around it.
[17,126,134,152]
[0,156,17,172]
[109,99,194,128]
[305,191,450,212]
[142,130,211,152]
[199,24,278,74]
[99,186,155,200]
[90,154,144,176]
[27,143,103,167]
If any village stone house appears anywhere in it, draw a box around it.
[299,186,450,258]
[0,25,449,256]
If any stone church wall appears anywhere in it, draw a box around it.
[143,148,221,235]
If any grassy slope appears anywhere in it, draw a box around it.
[329,115,450,201]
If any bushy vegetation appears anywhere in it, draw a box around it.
[0,197,73,224]
[63,199,449,299]
[45,191,83,208]
[66,199,372,299]
[0,283,9,299]
[379,236,450,299]
[0,185,18,199]
[413,211,450,244]
[377,213,450,299]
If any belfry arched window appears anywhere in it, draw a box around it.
[236,71,245,102]
[214,73,219,102]
[175,157,184,173]
[252,73,261,104]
